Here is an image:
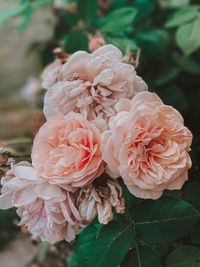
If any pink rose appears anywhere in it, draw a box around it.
[32,112,104,190]
[102,92,192,199]
[0,162,81,244]
[43,45,147,122]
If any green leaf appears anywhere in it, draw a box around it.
[134,196,199,245]
[0,4,28,26]
[133,0,156,17]
[156,66,180,86]
[191,224,200,244]
[135,29,168,57]
[176,18,200,56]
[18,6,35,32]
[160,0,190,9]
[99,7,138,33]
[166,246,200,267]
[156,85,189,112]
[165,6,199,28]
[77,0,98,24]
[121,246,161,267]
[64,28,88,53]
[106,36,138,53]
[69,219,135,267]
[183,181,200,211]
[174,56,200,74]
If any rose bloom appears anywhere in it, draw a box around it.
[43,44,147,122]
[102,92,192,199]
[0,162,81,244]
[32,112,104,190]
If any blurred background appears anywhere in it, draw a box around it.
[0,0,200,266]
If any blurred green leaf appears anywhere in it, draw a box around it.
[133,0,157,17]
[160,0,190,9]
[165,5,199,28]
[134,196,199,245]
[18,6,35,32]
[183,181,200,211]
[121,246,161,267]
[77,0,98,24]
[0,3,28,26]
[136,29,168,57]
[99,7,138,33]
[106,36,138,53]
[176,18,200,56]
[191,224,200,244]
[175,56,200,74]
[156,85,189,112]
[166,246,200,267]
[156,66,180,86]
[64,28,88,53]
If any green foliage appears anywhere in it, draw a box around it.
[77,0,98,24]
[98,7,138,33]
[133,196,199,245]
[121,246,161,267]
[69,196,199,266]
[165,246,200,267]
[68,219,135,267]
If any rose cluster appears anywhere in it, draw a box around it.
[0,45,192,244]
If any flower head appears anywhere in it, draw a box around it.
[102,92,192,199]
[77,177,125,224]
[0,162,81,244]
[43,45,147,122]
[32,112,104,190]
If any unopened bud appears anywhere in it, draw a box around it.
[89,36,105,52]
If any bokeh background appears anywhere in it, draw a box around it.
[0,0,200,266]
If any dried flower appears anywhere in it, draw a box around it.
[77,177,125,224]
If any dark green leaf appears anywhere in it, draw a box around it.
[176,18,200,56]
[156,85,189,112]
[121,246,161,267]
[64,28,88,53]
[77,0,98,24]
[156,66,180,86]
[99,7,138,33]
[191,224,200,244]
[166,246,200,267]
[183,181,200,211]
[134,196,199,244]
[133,0,156,17]
[69,219,135,267]
[175,56,200,74]
[165,6,199,28]
[136,29,168,57]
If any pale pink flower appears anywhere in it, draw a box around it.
[42,59,62,90]
[32,112,104,190]
[77,177,125,225]
[0,162,81,244]
[43,45,147,122]
[102,92,192,199]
